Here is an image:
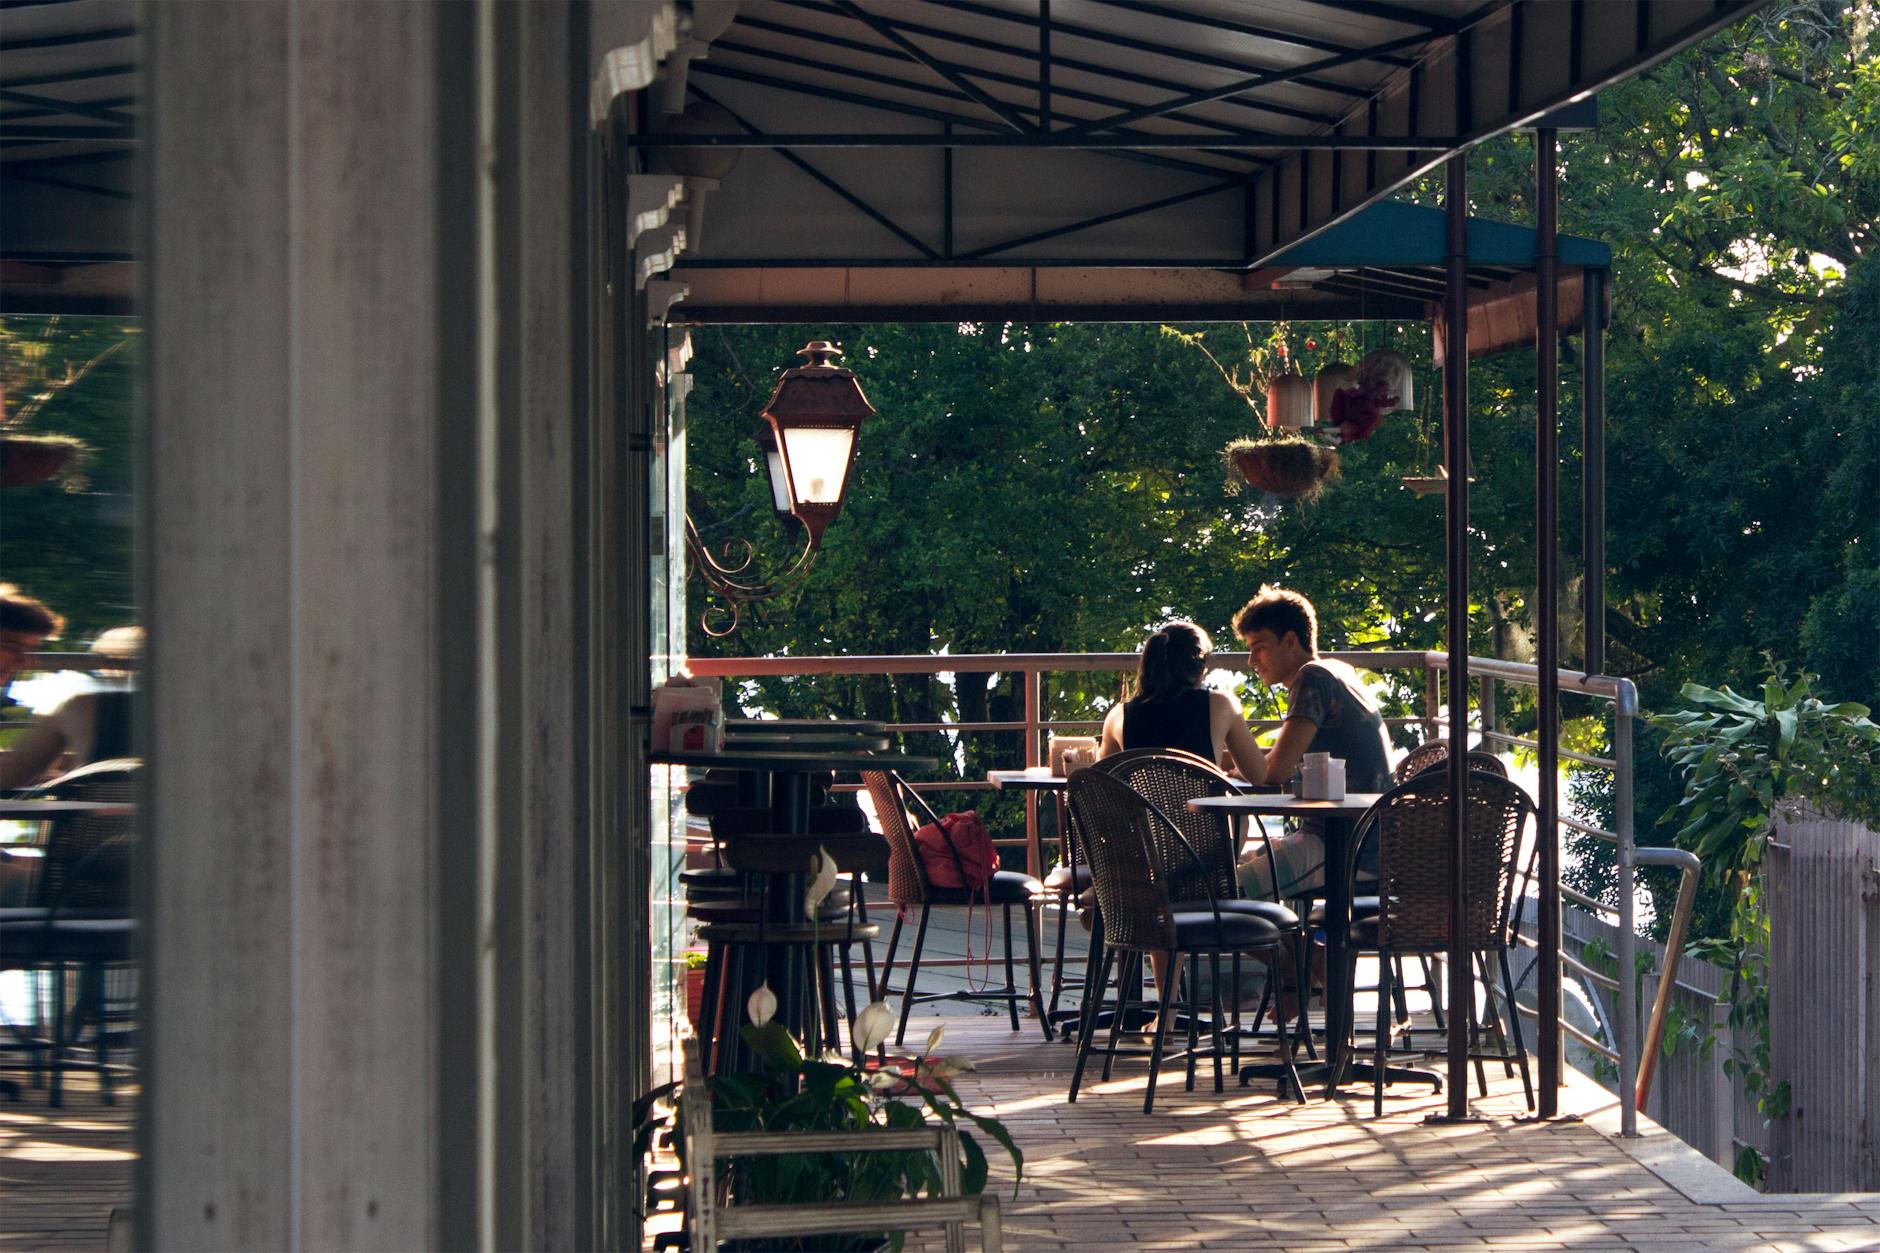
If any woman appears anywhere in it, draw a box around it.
[1098,620,1265,778]
[1096,620,1267,1015]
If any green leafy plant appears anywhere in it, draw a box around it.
[1651,661,1877,1182]
[667,1016,1021,1253]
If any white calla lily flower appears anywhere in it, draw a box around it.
[747,981,777,1027]
[804,847,841,919]
[853,1000,896,1053]
[924,1024,946,1058]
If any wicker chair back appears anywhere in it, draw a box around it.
[1092,749,1236,905]
[1064,769,1185,952]
[1372,769,1530,952]
[860,769,930,906]
[33,757,138,913]
[1393,739,1449,783]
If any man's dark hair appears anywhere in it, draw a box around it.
[0,585,64,637]
[1233,585,1317,654]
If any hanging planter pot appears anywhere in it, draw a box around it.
[1311,363,1357,427]
[1263,371,1313,431]
[1223,436,1341,502]
[0,434,85,488]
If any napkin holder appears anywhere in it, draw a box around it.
[1049,735,1099,776]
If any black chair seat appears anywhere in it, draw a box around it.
[1043,863,1091,893]
[1170,909,1283,950]
[688,896,852,925]
[1309,895,1379,925]
[1177,897,1300,930]
[922,870,1043,906]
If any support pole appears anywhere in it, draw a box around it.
[1536,128,1563,1117]
[1442,153,1473,1120]
[1581,267,1607,677]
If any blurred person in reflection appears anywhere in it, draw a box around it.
[1232,585,1391,903]
[0,584,62,698]
[0,615,139,792]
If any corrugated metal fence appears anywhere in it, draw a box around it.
[1767,805,1880,1192]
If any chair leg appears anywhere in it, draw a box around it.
[1270,950,1307,1105]
[1209,952,1226,1093]
[1476,952,1516,1078]
[1001,903,1021,1032]
[1101,951,1136,1083]
[879,910,905,999]
[1229,953,1244,1074]
[895,907,932,1046]
[1390,955,1414,1049]
[1074,917,1106,1051]
[1143,950,1180,1115]
[1294,927,1319,1062]
[49,964,67,1109]
[1499,948,1535,1111]
[1420,954,1447,1030]
[1184,950,1201,1093]
[1374,949,1391,1117]
[1467,962,1489,1098]
[818,943,842,1056]
[1047,884,1072,1027]
[1022,900,1052,1041]
[852,874,878,1001]
[1068,945,1115,1103]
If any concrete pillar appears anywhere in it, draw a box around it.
[143,2,626,1247]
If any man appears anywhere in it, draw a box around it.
[1232,584,1392,901]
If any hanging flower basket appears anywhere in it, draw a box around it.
[0,434,85,489]
[1223,436,1341,502]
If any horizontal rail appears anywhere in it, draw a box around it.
[1520,929,1620,990]
[1561,883,1620,917]
[1560,815,1617,843]
[1478,729,1617,769]
[1515,998,1618,1061]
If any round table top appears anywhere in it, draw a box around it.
[1186,791,1382,816]
[985,769,1068,790]
[724,730,893,752]
[0,799,136,818]
[652,748,939,773]
[725,718,889,733]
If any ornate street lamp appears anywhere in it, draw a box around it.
[686,340,873,635]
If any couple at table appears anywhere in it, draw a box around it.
[1096,585,1392,905]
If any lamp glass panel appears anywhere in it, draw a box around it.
[779,427,855,504]
[764,445,791,514]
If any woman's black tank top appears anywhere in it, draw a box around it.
[1120,687,1214,762]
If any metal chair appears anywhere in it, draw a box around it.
[0,758,137,1106]
[1342,769,1536,1115]
[860,771,1051,1045]
[1084,750,1303,1052]
[1065,768,1306,1113]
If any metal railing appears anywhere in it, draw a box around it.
[687,648,1692,1133]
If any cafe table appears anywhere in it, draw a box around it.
[1187,791,1441,1098]
[653,746,937,1065]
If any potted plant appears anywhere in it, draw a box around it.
[647,995,1022,1253]
[684,949,710,1028]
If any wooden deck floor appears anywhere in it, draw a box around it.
[0,1073,132,1252]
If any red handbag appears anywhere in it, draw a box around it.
[913,809,996,892]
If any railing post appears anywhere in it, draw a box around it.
[1423,662,1441,745]
[1023,666,1043,881]
[1615,698,1638,1136]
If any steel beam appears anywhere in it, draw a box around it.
[1089,0,1419,67]
[753,7,1343,128]
[685,85,938,260]
[1582,267,1607,675]
[958,178,1241,261]
[1443,152,1472,1123]
[628,131,1461,151]
[1064,29,1439,137]
[1535,127,1563,1119]
[832,0,1034,133]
